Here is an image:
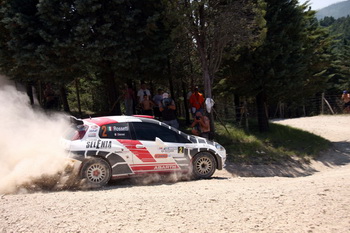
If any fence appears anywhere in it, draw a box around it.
[210,94,345,123]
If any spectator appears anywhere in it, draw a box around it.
[341,90,350,113]
[189,86,205,115]
[153,88,163,120]
[191,111,210,139]
[123,83,134,115]
[159,92,179,129]
[137,83,151,104]
[140,94,154,116]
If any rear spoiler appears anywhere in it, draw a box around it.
[69,116,84,126]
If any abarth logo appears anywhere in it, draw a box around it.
[154,165,177,170]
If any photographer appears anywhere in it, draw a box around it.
[191,111,210,139]
[159,93,179,129]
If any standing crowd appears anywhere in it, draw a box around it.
[123,82,211,139]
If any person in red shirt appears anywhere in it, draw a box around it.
[189,86,205,115]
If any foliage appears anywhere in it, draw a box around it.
[0,0,346,125]
[0,0,172,112]
[320,16,350,93]
[171,0,264,98]
[66,76,108,114]
[217,0,333,131]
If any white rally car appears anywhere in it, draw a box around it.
[62,115,226,188]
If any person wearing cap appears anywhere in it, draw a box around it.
[189,86,205,115]
[341,90,350,113]
[159,92,179,129]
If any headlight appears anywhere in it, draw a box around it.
[215,143,225,151]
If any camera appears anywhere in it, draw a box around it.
[162,98,171,107]
[196,116,200,120]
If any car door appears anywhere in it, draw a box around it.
[129,122,192,173]
[98,122,135,177]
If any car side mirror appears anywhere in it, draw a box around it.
[155,137,166,147]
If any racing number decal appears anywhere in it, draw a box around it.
[101,125,108,137]
[178,147,184,154]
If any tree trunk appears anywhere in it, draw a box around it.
[202,69,215,139]
[182,78,191,125]
[167,59,175,99]
[103,70,121,115]
[59,85,70,113]
[256,91,269,132]
[26,82,34,105]
[234,94,241,123]
[75,79,82,117]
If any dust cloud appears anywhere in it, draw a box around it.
[0,75,78,194]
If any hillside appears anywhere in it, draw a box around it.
[316,0,350,19]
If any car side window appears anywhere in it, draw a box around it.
[99,123,131,139]
[131,122,183,143]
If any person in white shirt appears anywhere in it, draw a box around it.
[137,83,151,104]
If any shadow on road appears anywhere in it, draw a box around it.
[224,141,350,178]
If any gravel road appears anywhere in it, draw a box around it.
[1,115,349,233]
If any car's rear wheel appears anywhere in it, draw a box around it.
[192,152,217,179]
[80,157,111,188]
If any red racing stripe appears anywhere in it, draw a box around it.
[117,139,156,162]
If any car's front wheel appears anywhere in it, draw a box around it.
[192,152,217,179]
[80,157,111,188]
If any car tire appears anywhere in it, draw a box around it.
[80,157,111,188]
[192,152,217,179]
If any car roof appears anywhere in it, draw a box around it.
[83,115,160,126]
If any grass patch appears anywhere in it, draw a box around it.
[212,120,331,165]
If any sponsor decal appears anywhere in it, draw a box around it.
[130,163,179,172]
[154,165,178,170]
[89,129,98,133]
[178,147,184,153]
[155,154,168,158]
[90,125,99,129]
[115,133,126,137]
[109,126,129,132]
[86,140,112,149]
[88,133,96,137]
[161,147,177,152]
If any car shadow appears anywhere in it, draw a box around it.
[223,141,350,178]
[100,173,231,190]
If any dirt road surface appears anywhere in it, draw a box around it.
[1,115,349,233]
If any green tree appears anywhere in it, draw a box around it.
[322,16,350,92]
[168,0,264,135]
[223,0,332,131]
[1,0,172,113]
